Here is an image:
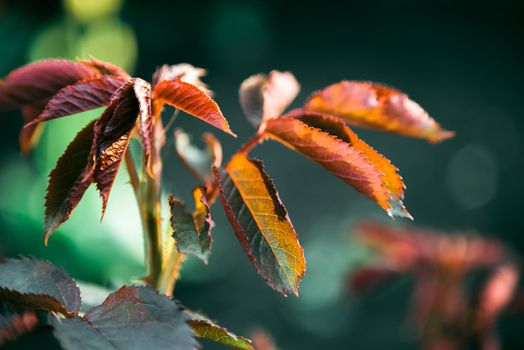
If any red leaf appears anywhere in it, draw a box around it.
[153,79,236,137]
[152,63,210,94]
[263,112,411,218]
[32,76,127,124]
[45,120,96,243]
[133,78,153,166]
[0,60,97,110]
[91,80,139,216]
[19,101,47,154]
[77,57,130,78]
[305,81,454,143]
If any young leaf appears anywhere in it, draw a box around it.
[153,79,236,137]
[215,154,305,296]
[263,112,410,218]
[239,70,300,127]
[152,63,210,94]
[0,257,81,317]
[169,187,213,263]
[50,286,198,350]
[91,80,139,215]
[305,81,454,143]
[33,76,127,123]
[133,78,153,166]
[187,311,254,350]
[45,120,96,242]
[19,101,47,153]
[0,304,38,346]
[0,60,97,110]
[77,57,130,78]
[175,129,223,184]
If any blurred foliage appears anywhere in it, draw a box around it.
[0,0,523,349]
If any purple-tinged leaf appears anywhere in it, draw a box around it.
[33,76,127,124]
[45,120,95,243]
[133,78,153,166]
[0,304,38,347]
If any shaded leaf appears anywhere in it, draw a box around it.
[305,81,454,143]
[33,76,127,124]
[0,304,38,346]
[264,113,410,218]
[0,257,81,317]
[152,63,210,94]
[0,60,96,110]
[91,80,139,215]
[133,78,153,166]
[45,120,96,242]
[78,57,130,78]
[188,311,253,350]
[175,128,222,184]
[153,79,236,137]
[19,101,47,153]
[50,286,197,350]
[169,187,213,263]
[240,70,299,127]
[348,266,400,294]
[216,154,305,296]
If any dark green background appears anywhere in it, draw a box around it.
[1,0,523,349]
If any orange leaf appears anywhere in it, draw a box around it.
[263,113,411,218]
[216,153,305,296]
[239,71,299,127]
[305,81,454,143]
[153,79,236,137]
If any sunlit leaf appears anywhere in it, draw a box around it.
[50,286,197,350]
[0,60,96,110]
[175,128,222,184]
[216,153,305,296]
[0,304,38,347]
[0,257,81,317]
[153,79,236,137]
[45,120,96,243]
[263,113,411,218]
[152,63,210,94]
[239,70,299,127]
[133,78,153,166]
[32,76,127,124]
[188,311,253,350]
[169,187,213,263]
[91,80,139,215]
[305,81,454,143]
[78,57,130,78]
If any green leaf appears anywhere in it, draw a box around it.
[0,257,81,317]
[169,187,213,263]
[50,286,198,350]
[216,153,305,296]
[188,311,253,350]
